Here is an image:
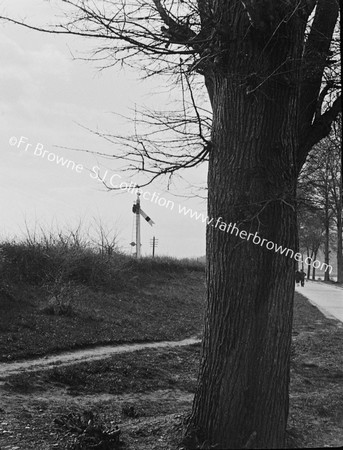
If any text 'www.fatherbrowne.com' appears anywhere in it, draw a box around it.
[178,205,332,273]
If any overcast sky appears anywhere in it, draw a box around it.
[0,0,209,258]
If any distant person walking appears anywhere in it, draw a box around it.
[295,270,302,287]
[300,269,306,287]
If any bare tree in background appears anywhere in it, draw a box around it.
[1,1,341,447]
[327,119,343,283]
[298,205,325,279]
[298,120,342,282]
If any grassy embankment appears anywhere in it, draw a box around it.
[0,233,205,361]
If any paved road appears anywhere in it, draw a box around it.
[295,281,343,323]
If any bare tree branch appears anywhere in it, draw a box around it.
[1,0,340,185]
[298,95,342,170]
[299,0,340,150]
[315,80,335,120]
[152,0,197,43]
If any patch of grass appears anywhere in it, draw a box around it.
[129,256,205,274]
[0,238,129,290]
[0,269,205,361]
[0,383,191,450]
[289,292,343,448]
[54,410,124,449]
[0,229,204,292]
[7,344,201,396]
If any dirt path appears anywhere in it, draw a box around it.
[0,337,200,379]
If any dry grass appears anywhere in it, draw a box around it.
[0,231,205,361]
[0,270,205,361]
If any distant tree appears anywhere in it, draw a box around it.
[1,1,341,447]
[298,146,333,280]
[327,118,343,283]
[298,208,325,279]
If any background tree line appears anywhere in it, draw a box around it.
[298,116,342,282]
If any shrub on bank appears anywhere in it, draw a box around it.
[0,232,204,294]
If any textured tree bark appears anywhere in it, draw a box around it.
[187,10,302,448]
[183,0,341,447]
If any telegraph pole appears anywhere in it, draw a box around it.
[135,191,141,258]
[152,236,156,257]
[150,236,158,257]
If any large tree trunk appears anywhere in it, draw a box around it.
[187,12,301,448]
